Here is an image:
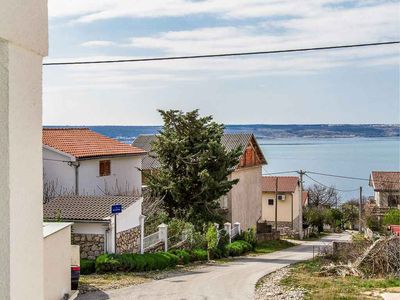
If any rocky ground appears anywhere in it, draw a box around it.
[255,267,306,300]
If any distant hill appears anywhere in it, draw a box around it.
[45,124,400,144]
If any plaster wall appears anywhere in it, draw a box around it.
[44,225,71,300]
[229,166,262,230]
[43,147,75,193]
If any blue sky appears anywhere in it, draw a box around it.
[44,0,400,125]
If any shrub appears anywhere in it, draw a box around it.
[383,209,400,225]
[225,240,252,256]
[80,259,95,275]
[205,223,218,260]
[243,228,257,250]
[189,249,208,262]
[216,229,230,258]
[95,254,120,273]
[169,249,190,264]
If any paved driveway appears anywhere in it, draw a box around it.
[78,233,350,300]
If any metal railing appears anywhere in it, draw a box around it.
[143,231,160,250]
[231,226,240,239]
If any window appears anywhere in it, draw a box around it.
[388,195,400,207]
[220,195,228,209]
[268,199,274,205]
[99,160,111,177]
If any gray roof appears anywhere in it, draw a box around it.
[132,133,266,170]
[43,195,140,221]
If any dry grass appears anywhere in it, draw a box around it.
[79,273,150,293]
[281,258,400,300]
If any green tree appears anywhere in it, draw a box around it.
[303,207,325,232]
[146,109,241,229]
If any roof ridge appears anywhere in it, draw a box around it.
[43,127,90,130]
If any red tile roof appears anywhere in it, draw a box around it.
[43,128,146,159]
[369,171,400,191]
[262,176,299,193]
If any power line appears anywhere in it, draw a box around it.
[43,41,400,66]
[306,170,400,185]
[304,173,360,193]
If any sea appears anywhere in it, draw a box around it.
[87,125,400,201]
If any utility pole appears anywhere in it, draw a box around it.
[359,186,363,232]
[275,177,278,231]
[298,170,305,239]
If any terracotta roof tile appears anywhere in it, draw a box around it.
[43,128,146,159]
[370,171,400,191]
[262,176,299,193]
[43,195,140,221]
[302,191,309,206]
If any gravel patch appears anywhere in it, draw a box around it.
[255,267,306,300]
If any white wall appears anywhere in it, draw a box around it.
[43,150,143,196]
[43,225,71,300]
[43,147,76,193]
[73,222,109,235]
[0,0,47,297]
[79,156,142,196]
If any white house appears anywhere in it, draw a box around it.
[43,128,147,196]
[44,195,143,259]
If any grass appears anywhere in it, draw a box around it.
[281,258,400,300]
[254,239,296,254]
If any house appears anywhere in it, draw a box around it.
[43,128,146,196]
[369,171,400,209]
[43,195,143,259]
[132,133,267,229]
[261,176,307,231]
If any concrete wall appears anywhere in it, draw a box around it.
[0,0,48,297]
[44,225,71,300]
[43,149,143,196]
[261,185,301,230]
[229,166,262,230]
[43,147,76,193]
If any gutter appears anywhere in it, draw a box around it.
[68,161,80,195]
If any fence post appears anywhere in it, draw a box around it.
[139,214,146,254]
[158,223,168,251]
[224,222,232,243]
[234,222,241,234]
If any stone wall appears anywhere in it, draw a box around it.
[257,231,280,242]
[72,233,104,260]
[116,226,140,254]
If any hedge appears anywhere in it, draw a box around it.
[169,249,190,265]
[80,258,95,275]
[95,252,179,273]
[225,240,252,257]
[189,249,208,262]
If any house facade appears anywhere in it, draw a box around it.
[44,195,143,259]
[43,128,146,196]
[369,171,400,209]
[261,176,308,231]
[132,133,267,230]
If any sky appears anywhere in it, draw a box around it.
[44,0,400,125]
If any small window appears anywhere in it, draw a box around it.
[268,199,274,205]
[99,160,111,177]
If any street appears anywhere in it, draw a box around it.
[78,233,350,300]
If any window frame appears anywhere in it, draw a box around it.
[99,160,111,177]
[268,199,274,206]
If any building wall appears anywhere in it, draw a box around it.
[229,165,262,230]
[261,185,301,230]
[44,226,71,300]
[376,191,400,208]
[43,147,76,193]
[43,150,143,196]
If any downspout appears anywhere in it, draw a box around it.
[68,161,80,195]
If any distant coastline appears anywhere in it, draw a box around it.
[44,124,400,143]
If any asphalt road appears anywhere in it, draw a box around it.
[78,233,350,300]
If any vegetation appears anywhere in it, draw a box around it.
[80,258,96,275]
[254,240,295,254]
[307,184,340,208]
[225,240,253,256]
[281,258,400,300]
[205,223,219,260]
[145,109,242,229]
[383,209,400,225]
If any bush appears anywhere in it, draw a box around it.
[169,249,190,264]
[189,249,208,262]
[95,254,121,273]
[243,228,257,250]
[80,259,95,275]
[225,240,252,256]
[383,209,400,225]
[94,252,179,273]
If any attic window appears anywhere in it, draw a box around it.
[99,160,111,177]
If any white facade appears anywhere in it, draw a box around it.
[0,0,48,298]
[43,146,143,196]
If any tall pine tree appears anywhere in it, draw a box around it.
[146,109,241,229]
